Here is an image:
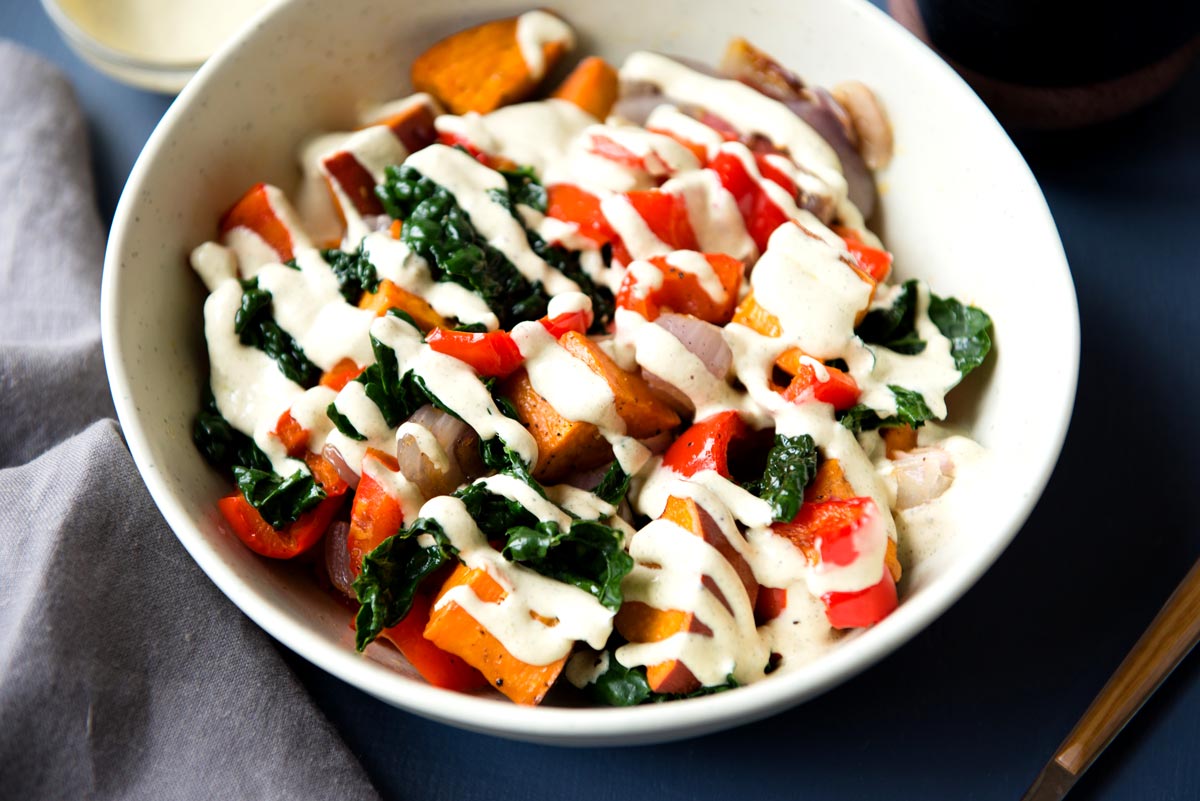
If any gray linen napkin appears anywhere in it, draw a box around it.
[0,42,382,801]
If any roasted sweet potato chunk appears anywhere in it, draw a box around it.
[551,56,619,119]
[424,564,567,705]
[616,496,756,694]
[411,15,573,114]
[558,331,680,439]
[500,369,612,483]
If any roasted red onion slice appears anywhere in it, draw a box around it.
[656,313,732,378]
[891,448,956,510]
[783,95,877,219]
[395,405,484,500]
[322,443,359,490]
[324,521,356,601]
[642,314,733,415]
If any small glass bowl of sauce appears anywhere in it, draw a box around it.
[40,0,272,94]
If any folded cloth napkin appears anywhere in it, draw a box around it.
[0,42,381,801]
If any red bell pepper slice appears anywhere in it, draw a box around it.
[217,492,344,560]
[540,309,591,338]
[615,253,744,324]
[219,183,296,262]
[774,497,877,566]
[587,133,648,170]
[753,154,797,199]
[822,569,898,630]
[275,411,310,458]
[347,450,404,575]
[425,328,524,377]
[833,226,893,282]
[661,411,750,479]
[381,592,490,691]
[625,190,699,252]
[781,361,861,410]
[320,357,365,392]
[709,150,791,253]
[646,126,709,165]
[546,184,619,247]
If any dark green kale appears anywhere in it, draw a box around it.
[455,480,540,538]
[325,402,365,441]
[586,656,741,706]
[839,385,935,433]
[350,332,423,429]
[477,394,533,478]
[375,164,549,328]
[743,433,818,523]
[928,294,993,376]
[232,466,325,530]
[589,657,652,706]
[234,278,321,387]
[502,520,633,612]
[352,519,458,651]
[193,390,270,473]
[488,167,615,332]
[530,233,616,333]
[857,280,993,378]
[855,279,926,355]
[593,461,632,507]
[498,165,547,212]
[195,392,321,529]
[322,244,380,305]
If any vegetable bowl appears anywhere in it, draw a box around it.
[101,0,1077,744]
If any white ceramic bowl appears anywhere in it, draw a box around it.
[102,0,1078,745]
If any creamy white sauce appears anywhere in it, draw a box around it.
[406,145,580,295]
[750,222,872,361]
[194,66,992,695]
[620,51,857,222]
[436,100,594,177]
[616,519,767,686]
[514,10,575,82]
[361,233,497,329]
[426,494,612,666]
[255,249,377,371]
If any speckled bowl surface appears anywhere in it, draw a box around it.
[101,0,1078,744]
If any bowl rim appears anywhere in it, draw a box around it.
[100,0,1079,744]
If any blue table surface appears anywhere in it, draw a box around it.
[6,2,1199,799]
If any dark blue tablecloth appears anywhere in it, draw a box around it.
[6,2,1198,798]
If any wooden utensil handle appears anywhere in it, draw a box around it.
[1054,556,1200,776]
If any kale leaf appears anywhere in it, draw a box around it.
[502,520,633,612]
[744,433,818,523]
[839,385,935,433]
[488,168,616,333]
[351,333,422,429]
[193,390,271,473]
[352,518,458,651]
[590,657,652,706]
[928,294,993,376]
[235,278,322,387]
[587,656,740,706]
[375,164,549,328]
[325,402,366,441]
[455,481,540,539]
[855,279,926,355]
[322,244,379,305]
[498,165,547,212]
[232,466,325,530]
[593,461,632,507]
